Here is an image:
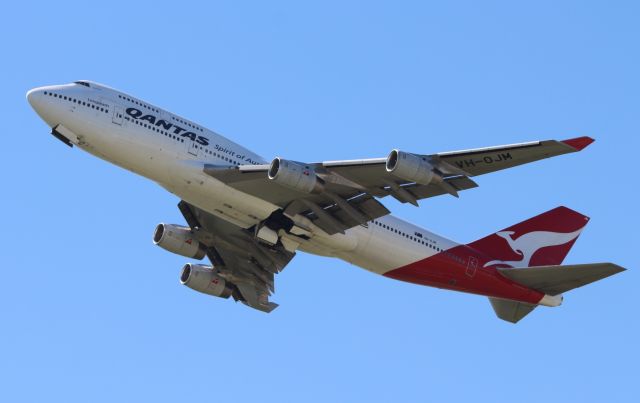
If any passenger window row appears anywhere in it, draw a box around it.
[116,94,203,133]
[369,219,464,261]
[124,115,185,143]
[124,115,240,165]
[171,116,204,132]
[44,91,109,114]
[117,94,159,113]
[203,148,239,165]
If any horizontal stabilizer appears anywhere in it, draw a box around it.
[498,263,626,296]
[489,298,537,323]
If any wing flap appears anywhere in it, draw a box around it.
[236,282,279,313]
[178,201,295,312]
[402,176,479,201]
[326,194,390,229]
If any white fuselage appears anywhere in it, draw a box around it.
[27,82,459,277]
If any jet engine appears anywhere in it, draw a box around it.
[180,263,233,299]
[268,158,323,193]
[153,223,206,260]
[386,150,437,185]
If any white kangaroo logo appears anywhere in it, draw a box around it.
[483,227,584,268]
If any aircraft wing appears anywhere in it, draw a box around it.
[204,136,593,235]
[178,201,294,312]
[431,136,594,176]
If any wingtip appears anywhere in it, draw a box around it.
[561,136,595,151]
[608,263,627,274]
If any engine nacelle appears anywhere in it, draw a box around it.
[153,223,206,260]
[180,263,232,299]
[268,157,323,193]
[386,149,436,185]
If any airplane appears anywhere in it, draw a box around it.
[26,80,625,323]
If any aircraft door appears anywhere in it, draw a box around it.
[466,256,478,277]
[186,139,199,157]
[112,105,124,125]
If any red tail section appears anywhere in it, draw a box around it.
[468,206,590,268]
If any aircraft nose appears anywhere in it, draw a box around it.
[27,85,65,127]
[26,87,45,110]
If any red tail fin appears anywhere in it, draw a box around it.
[468,206,590,268]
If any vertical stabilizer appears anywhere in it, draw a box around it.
[469,206,589,269]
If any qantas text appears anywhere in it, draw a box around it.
[125,108,209,146]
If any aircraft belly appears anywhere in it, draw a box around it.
[297,242,337,257]
[299,225,363,257]
[165,168,279,229]
[339,223,429,275]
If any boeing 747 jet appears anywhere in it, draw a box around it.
[27,81,625,323]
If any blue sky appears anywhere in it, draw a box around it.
[2,1,638,402]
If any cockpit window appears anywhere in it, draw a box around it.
[74,81,90,87]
